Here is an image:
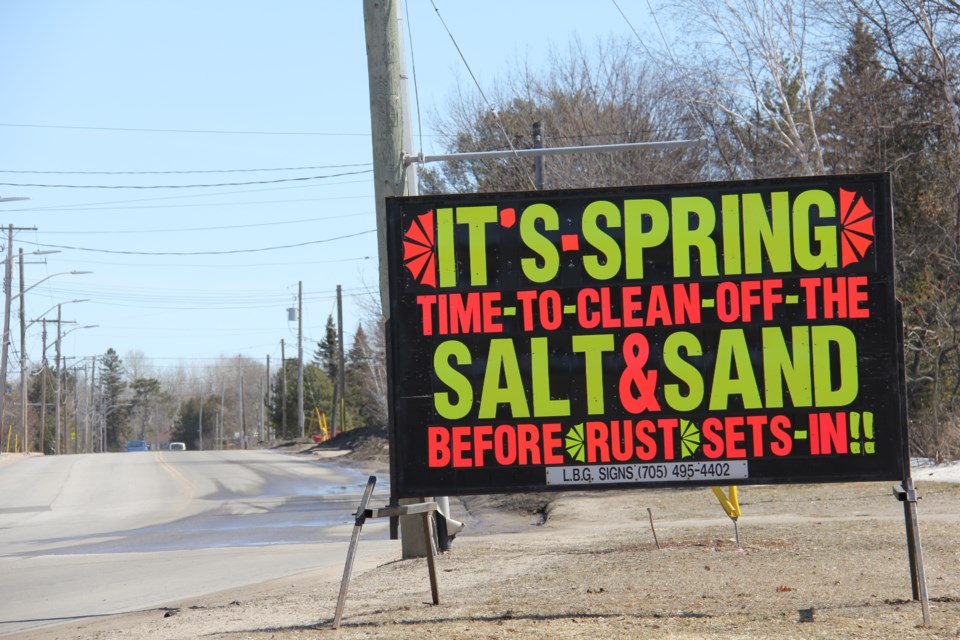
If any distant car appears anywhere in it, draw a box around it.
[168,442,186,451]
[125,440,150,452]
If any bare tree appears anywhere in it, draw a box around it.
[665,0,829,178]
[426,36,705,194]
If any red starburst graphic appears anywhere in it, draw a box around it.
[403,210,437,287]
[839,188,875,267]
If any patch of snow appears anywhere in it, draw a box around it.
[912,458,960,483]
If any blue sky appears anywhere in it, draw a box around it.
[0,1,658,373]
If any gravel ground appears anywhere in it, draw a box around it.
[17,472,960,640]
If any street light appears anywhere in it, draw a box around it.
[21,298,89,454]
[52,322,99,454]
[3,269,93,453]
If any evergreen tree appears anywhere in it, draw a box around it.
[345,324,386,429]
[130,377,162,441]
[172,395,218,450]
[99,348,130,451]
[268,359,334,439]
[314,315,339,382]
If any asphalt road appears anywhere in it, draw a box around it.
[0,449,393,637]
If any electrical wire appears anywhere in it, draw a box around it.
[428,0,536,189]
[39,213,372,235]
[404,0,425,156]
[0,168,373,189]
[19,229,375,256]
[0,163,372,175]
[611,0,707,136]
[0,122,370,137]
[3,182,370,213]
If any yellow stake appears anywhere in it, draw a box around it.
[711,486,743,549]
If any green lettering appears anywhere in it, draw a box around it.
[456,205,498,286]
[624,199,669,279]
[520,203,560,283]
[762,326,812,408]
[582,200,622,281]
[793,189,838,271]
[531,337,570,417]
[663,331,704,411]
[709,329,762,410]
[479,338,530,419]
[812,325,858,406]
[721,194,742,275]
[671,196,719,278]
[437,208,457,287]
[572,334,615,414]
[433,340,473,419]
[743,192,791,273]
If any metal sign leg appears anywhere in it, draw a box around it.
[333,476,377,630]
[894,478,931,625]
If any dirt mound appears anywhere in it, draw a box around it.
[315,425,390,463]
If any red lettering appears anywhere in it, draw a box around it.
[646,286,672,326]
[812,412,848,455]
[740,280,761,322]
[586,420,611,463]
[674,283,701,324]
[428,426,450,467]
[799,277,821,320]
[622,287,643,327]
[481,292,504,332]
[452,426,472,467]
[494,424,517,465]
[746,415,767,457]
[701,417,724,458]
[762,279,783,321]
[599,287,621,328]
[417,295,437,336]
[716,281,738,322]
[770,415,792,456]
[635,420,657,460]
[611,420,634,462]
[848,276,869,318]
[658,418,678,460]
[724,415,747,458]
[577,288,601,329]
[516,290,538,331]
[448,293,480,334]
[542,422,564,464]
[518,423,542,464]
[473,424,494,467]
[540,290,562,330]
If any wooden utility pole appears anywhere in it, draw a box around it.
[364,0,408,319]
[18,249,26,451]
[198,391,204,451]
[365,0,437,560]
[239,372,246,449]
[40,323,47,453]
[280,339,287,437]
[297,281,304,438]
[331,284,346,437]
[265,354,271,441]
[0,224,13,434]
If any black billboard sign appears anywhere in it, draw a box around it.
[385,174,906,497]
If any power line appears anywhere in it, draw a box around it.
[3,182,370,213]
[0,163,372,175]
[0,168,373,189]
[20,229,376,256]
[428,0,536,189]
[0,122,371,137]
[38,213,372,235]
